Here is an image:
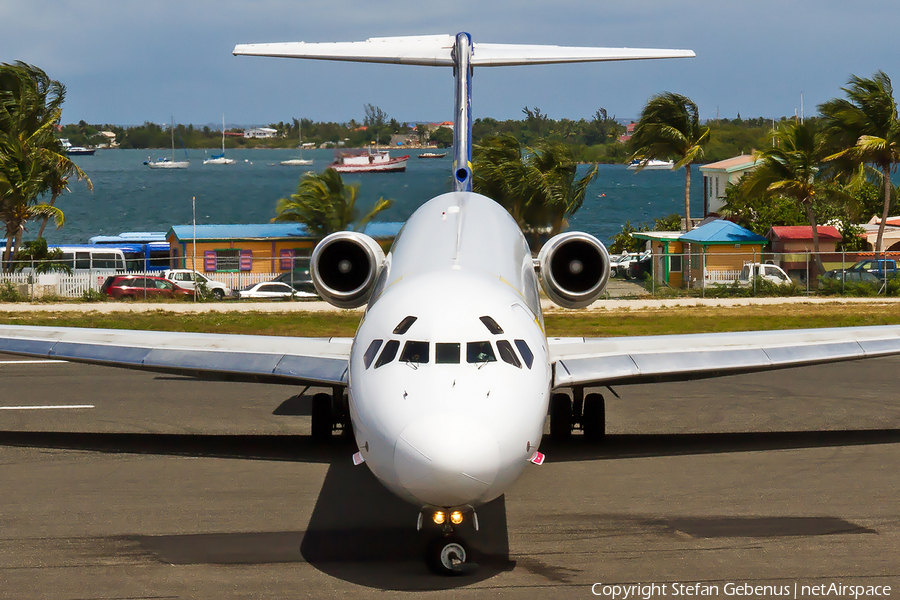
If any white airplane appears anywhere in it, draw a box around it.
[3,33,900,575]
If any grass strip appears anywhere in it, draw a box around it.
[1,303,899,338]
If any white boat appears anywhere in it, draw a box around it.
[148,118,189,169]
[60,139,96,156]
[418,152,447,159]
[627,158,674,170]
[330,147,409,173]
[204,115,235,165]
[280,120,313,166]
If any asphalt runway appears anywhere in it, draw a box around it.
[1,351,899,599]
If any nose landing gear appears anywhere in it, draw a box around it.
[421,509,477,575]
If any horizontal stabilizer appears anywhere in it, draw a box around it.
[233,34,694,67]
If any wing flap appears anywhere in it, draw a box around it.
[550,326,900,388]
[0,326,350,387]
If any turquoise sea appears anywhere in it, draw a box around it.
[49,148,704,248]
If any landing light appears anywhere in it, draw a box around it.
[433,511,446,525]
[450,511,464,525]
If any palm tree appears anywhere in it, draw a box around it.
[819,71,900,252]
[272,168,393,236]
[741,120,849,276]
[472,134,598,246]
[629,92,709,231]
[0,62,89,266]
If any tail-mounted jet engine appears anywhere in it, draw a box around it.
[311,231,385,309]
[537,231,611,309]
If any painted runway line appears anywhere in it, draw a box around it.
[0,360,67,365]
[0,405,94,411]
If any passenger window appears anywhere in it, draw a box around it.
[467,341,496,363]
[393,316,417,334]
[514,339,534,369]
[363,339,383,369]
[400,341,429,364]
[436,342,461,364]
[374,340,400,368]
[479,316,503,334]
[496,340,522,368]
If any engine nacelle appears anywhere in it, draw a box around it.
[537,231,611,309]
[311,231,385,309]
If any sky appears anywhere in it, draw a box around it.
[3,0,899,128]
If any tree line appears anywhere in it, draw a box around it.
[62,105,780,164]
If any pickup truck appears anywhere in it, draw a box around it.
[737,263,791,286]
[161,269,231,299]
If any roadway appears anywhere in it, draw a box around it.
[1,353,899,598]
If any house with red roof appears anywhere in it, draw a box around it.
[766,226,842,279]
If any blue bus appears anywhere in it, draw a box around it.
[88,232,171,271]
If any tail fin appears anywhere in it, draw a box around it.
[234,33,694,192]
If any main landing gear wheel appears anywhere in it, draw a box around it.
[310,392,334,440]
[549,393,572,441]
[582,393,606,442]
[427,536,469,575]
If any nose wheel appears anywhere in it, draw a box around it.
[427,535,470,575]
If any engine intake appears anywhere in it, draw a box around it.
[311,231,385,309]
[537,232,611,309]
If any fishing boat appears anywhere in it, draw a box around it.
[626,158,674,170]
[203,115,235,165]
[148,118,189,169]
[330,147,408,173]
[280,120,313,166]
[418,152,447,159]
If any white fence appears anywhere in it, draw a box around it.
[0,270,283,298]
[705,270,742,283]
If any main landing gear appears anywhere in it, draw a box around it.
[311,387,351,441]
[550,388,606,442]
[420,508,477,575]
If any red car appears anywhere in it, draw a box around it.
[100,275,195,300]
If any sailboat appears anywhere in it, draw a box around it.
[147,118,190,169]
[280,119,313,166]
[204,115,236,165]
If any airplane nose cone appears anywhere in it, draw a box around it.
[394,415,500,507]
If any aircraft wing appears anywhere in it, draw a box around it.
[0,325,351,387]
[549,325,900,388]
[233,35,694,67]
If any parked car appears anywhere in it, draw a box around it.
[161,269,231,299]
[270,269,318,295]
[100,275,194,300]
[824,259,898,281]
[627,255,653,280]
[737,263,792,286]
[233,281,316,300]
[820,270,880,284]
[612,251,650,279]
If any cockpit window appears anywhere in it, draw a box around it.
[467,341,496,364]
[514,339,534,369]
[479,316,503,334]
[393,316,418,335]
[363,339,383,369]
[496,340,522,368]
[374,340,400,368]
[436,342,461,364]
[400,340,429,364]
